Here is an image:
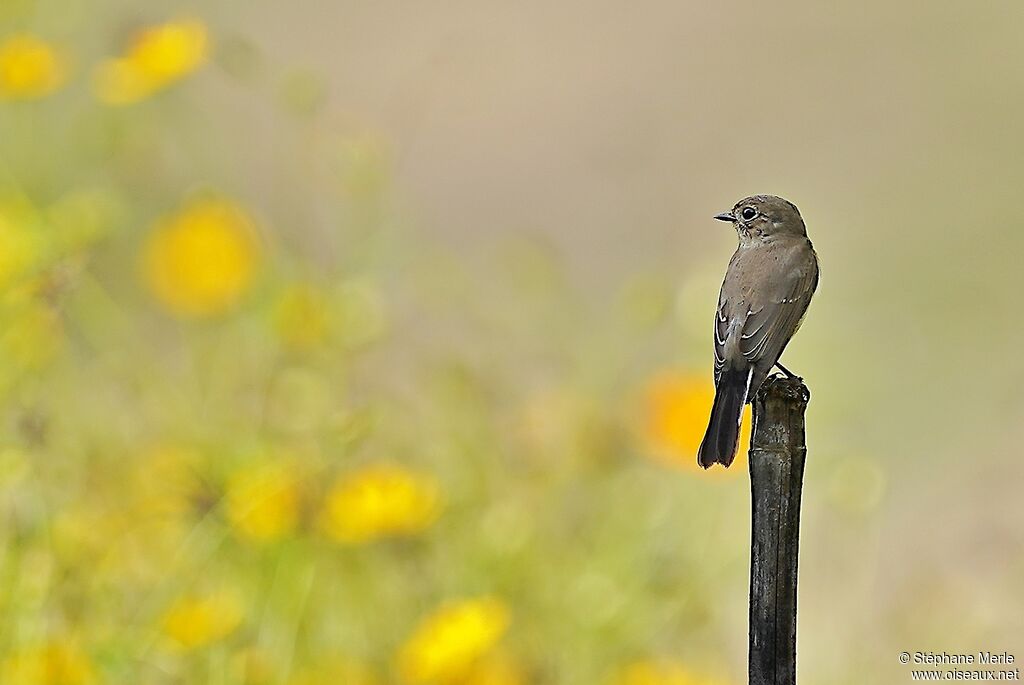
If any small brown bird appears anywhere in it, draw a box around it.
[697,195,819,469]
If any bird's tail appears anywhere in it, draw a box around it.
[697,365,752,469]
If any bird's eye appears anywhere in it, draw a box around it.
[741,207,757,221]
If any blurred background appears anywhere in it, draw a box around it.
[1,1,1022,683]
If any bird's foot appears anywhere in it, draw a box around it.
[773,362,802,381]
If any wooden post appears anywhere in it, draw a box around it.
[747,375,810,685]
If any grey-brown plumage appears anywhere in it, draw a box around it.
[697,195,819,469]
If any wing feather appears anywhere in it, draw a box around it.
[739,264,817,365]
[713,296,729,383]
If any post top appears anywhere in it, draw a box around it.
[756,374,810,404]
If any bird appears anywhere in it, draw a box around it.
[697,195,819,469]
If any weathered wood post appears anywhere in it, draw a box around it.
[747,375,810,685]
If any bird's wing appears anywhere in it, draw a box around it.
[738,257,818,366]
[713,292,730,384]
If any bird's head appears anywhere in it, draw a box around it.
[715,195,806,241]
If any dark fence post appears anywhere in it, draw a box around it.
[748,375,810,685]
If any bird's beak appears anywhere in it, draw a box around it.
[714,212,736,223]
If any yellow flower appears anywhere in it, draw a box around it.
[320,463,440,543]
[460,652,526,685]
[272,284,331,350]
[225,461,300,543]
[93,19,208,105]
[162,592,243,649]
[1,639,95,685]
[143,197,260,318]
[612,660,725,685]
[0,34,66,99]
[398,597,510,685]
[638,370,750,473]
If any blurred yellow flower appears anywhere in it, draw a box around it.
[461,652,526,685]
[143,197,260,318]
[638,370,750,473]
[225,461,300,543]
[320,463,441,543]
[1,639,95,685]
[162,592,243,649]
[398,597,510,685]
[93,19,208,105]
[0,34,66,99]
[612,660,725,685]
[273,283,331,350]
